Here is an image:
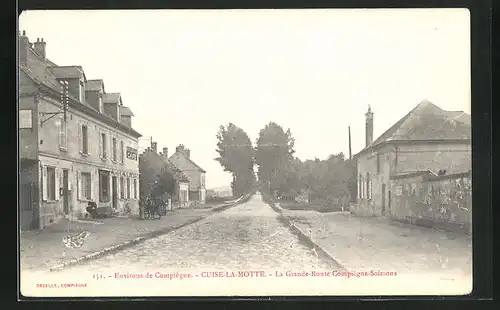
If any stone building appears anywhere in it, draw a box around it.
[352,100,471,217]
[19,32,141,230]
[169,144,207,204]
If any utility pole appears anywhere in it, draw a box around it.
[348,126,352,160]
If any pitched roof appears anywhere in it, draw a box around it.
[162,158,190,182]
[86,79,105,92]
[359,100,471,155]
[103,93,122,104]
[120,106,134,117]
[444,111,471,125]
[20,37,142,139]
[48,66,86,80]
[169,151,206,173]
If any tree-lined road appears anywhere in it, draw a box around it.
[59,193,336,274]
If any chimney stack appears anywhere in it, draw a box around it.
[33,37,46,60]
[151,142,157,153]
[162,147,168,159]
[365,105,374,147]
[185,148,190,159]
[19,31,29,66]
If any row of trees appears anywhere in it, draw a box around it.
[215,122,357,203]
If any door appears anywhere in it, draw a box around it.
[381,184,386,216]
[63,169,69,214]
[112,176,117,209]
[388,190,391,215]
[20,161,39,230]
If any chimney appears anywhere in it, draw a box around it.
[33,37,46,60]
[162,147,168,159]
[365,105,374,147]
[151,142,157,153]
[176,144,185,153]
[19,31,29,66]
[185,148,190,158]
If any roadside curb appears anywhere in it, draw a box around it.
[49,201,242,272]
[268,202,348,271]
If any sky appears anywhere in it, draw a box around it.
[19,9,471,188]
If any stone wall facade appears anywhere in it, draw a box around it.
[389,172,472,234]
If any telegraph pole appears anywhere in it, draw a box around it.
[348,126,352,160]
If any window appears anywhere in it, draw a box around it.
[120,141,124,163]
[79,80,85,102]
[100,133,107,158]
[376,154,380,174]
[81,125,89,154]
[358,174,362,199]
[81,172,92,199]
[98,94,103,113]
[59,119,68,150]
[120,177,125,199]
[126,178,131,199]
[112,137,117,161]
[19,110,32,129]
[134,179,137,199]
[46,167,56,200]
[99,170,110,202]
[366,172,371,200]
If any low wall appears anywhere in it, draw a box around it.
[390,172,472,234]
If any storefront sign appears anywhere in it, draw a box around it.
[126,147,138,160]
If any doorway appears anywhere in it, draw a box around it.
[381,184,386,216]
[63,169,69,215]
[112,176,117,209]
[388,190,391,215]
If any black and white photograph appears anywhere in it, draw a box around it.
[18,9,472,297]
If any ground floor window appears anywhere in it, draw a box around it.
[99,170,110,202]
[81,172,92,199]
[120,177,125,199]
[127,178,130,199]
[46,167,56,200]
[134,179,137,199]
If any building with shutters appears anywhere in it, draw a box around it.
[18,31,142,230]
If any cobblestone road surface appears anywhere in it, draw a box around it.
[56,194,335,273]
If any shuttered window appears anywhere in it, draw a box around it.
[120,141,124,163]
[120,177,125,199]
[100,133,107,159]
[81,172,92,199]
[99,170,110,202]
[133,179,137,199]
[127,178,131,199]
[46,167,56,200]
[112,137,117,161]
[79,124,89,155]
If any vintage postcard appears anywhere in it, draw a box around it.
[18,9,472,297]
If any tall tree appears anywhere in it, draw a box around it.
[215,123,255,197]
[255,122,295,196]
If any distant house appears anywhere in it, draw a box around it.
[169,144,207,204]
[352,100,471,217]
[139,143,190,204]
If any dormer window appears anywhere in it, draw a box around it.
[98,93,103,113]
[79,79,85,102]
